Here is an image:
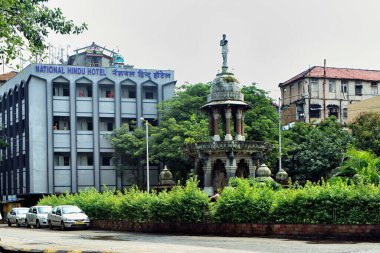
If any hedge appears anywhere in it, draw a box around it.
[38,178,380,224]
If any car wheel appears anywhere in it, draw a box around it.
[7,219,11,227]
[25,219,30,228]
[16,219,20,227]
[36,220,41,229]
[48,220,53,230]
[60,221,65,231]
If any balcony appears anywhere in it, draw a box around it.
[121,100,137,116]
[142,99,157,118]
[53,97,70,113]
[99,98,115,115]
[54,131,70,149]
[76,98,93,116]
[77,132,94,150]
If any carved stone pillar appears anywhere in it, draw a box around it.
[203,166,213,188]
[208,111,214,137]
[224,107,232,141]
[241,112,246,141]
[225,165,237,182]
[235,109,244,141]
[212,109,220,141]
[248,159,256,178]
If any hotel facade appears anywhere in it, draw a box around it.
[0,50,176,199]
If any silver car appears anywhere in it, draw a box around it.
[25,206,52,228]
[7,207,29,227]
[48,205,90,230]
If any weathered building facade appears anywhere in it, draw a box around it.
[279,66,380,125]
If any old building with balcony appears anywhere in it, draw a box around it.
[0,43,176,199]
[279,65,380,125]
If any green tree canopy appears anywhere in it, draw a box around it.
[283,117,353,182]
[158,83,209,122]
[242,84,278,167]
[0,0,87,65]
[349,112,380,156]
[110,82,280,185]
[331,148,380,185]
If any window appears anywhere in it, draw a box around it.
[63,88,69,96]
[54,152,70,166]
[310,110,320,118]
[355,82,362,96]
[145,91,154,99]
[341,81,348,93]
[309,104,321,118]
[128,90,136,98]
[329,80,336,93]
[77,117,93,131]
[100,118,114,131]
[143,86,157,99]
[102,156,112,166]
[311,79,319,92]
[328,106,339,118]
[78,153,93,166]
[107,122,113,131]
[77,84,92,98]
[106,90,114,98]
[53,116,70,130]
[371,82,378,95]
[87,156,94,166]
[64,156,70,166]
[87,88,92,97]
[53,82,69,97]
[343,108,348,119]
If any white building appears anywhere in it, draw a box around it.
[279,66,380,124]
[0,44,176,200]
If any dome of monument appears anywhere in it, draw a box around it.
[256,164,272,177]
[208,72,244,102]
[159,166,175,186]
[275,168,289,184]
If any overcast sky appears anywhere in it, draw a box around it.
[42,0,380,99]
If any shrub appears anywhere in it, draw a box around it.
[37,178,380,224]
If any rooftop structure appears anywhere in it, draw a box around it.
[279,63,380,125]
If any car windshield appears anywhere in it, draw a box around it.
[37,206,52,214]
[62,206,83,214]
[16,209,28,214]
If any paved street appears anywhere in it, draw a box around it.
[0,224,380,253]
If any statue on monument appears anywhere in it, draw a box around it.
[220,34,228,69]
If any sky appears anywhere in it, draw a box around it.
[24,0,380,99]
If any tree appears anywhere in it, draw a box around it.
[349,112,380,156]
[282,117,353,182]
[331,148,380,185]
[158,83,209,122]
[0,0,87,65]
[242,84,279,168]
[110,82,281,186]
[110,83,210,185]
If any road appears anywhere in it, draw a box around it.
[1,224,380,253]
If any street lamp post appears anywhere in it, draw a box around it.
[278,98,282,172]
[141,117,149,192]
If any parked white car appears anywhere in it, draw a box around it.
[7,207,29,227]
[48,205,90,230]
[25,206,52,228]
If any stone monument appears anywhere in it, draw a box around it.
[185,35,273,191]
